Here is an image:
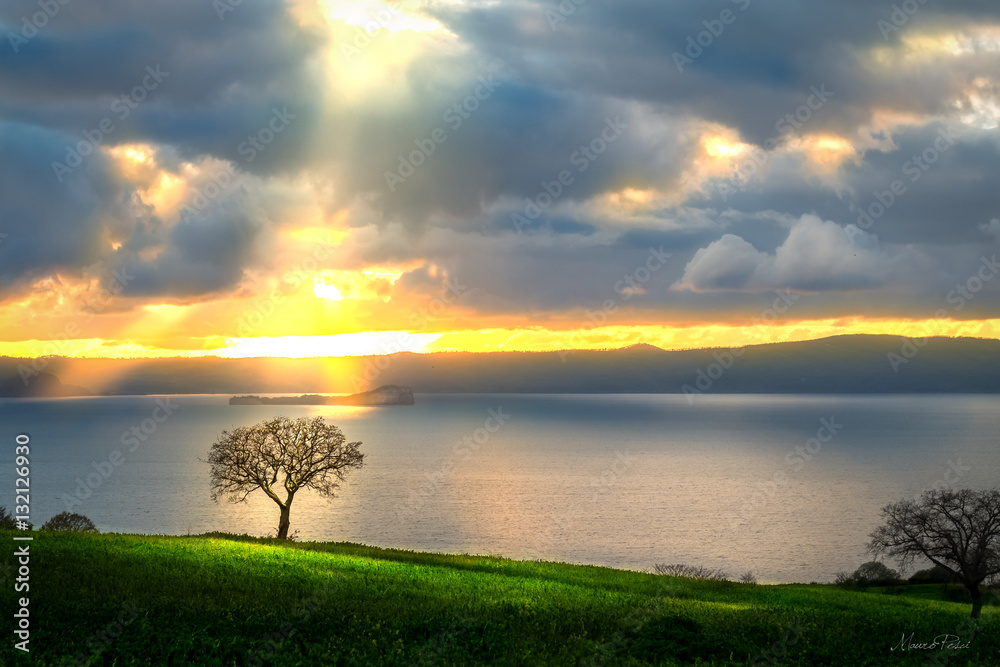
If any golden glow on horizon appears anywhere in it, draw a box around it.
[217,331,442,358]
[4,318,1000,359]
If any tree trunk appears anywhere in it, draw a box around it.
[277,504,291,540]
[970,584,982,619]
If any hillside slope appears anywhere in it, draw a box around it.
[3,531,996,665]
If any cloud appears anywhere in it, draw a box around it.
[0,122,116,292]
[674,215,895,292]
[3,0,1000,336]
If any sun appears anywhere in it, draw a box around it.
[313,281,345,301]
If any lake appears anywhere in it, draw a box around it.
[3,393,998,583]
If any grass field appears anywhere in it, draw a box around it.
[2,531,998,666]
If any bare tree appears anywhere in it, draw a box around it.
[206,416,364,539]
[868,488,1000,618]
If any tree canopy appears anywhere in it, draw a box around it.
[206,416,364,539]
[868,488,1000,618]
[41,512,98,532]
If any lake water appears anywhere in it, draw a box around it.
[2,393,998,583]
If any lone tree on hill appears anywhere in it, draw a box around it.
[868,488,1000,618]
[206,416,364,539]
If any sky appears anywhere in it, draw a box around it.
[1,0,999,359]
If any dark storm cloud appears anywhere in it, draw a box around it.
[331,72,691,226]
[0,118,267,299]
[2,0,1000,321]
[0,0,322,173]
[121,205,265,298]
[430,0,1000,142]
[689,124,1000,251]
[0,0,316,301]
[0,122,113,291]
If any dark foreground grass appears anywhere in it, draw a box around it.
[1,531,998,666]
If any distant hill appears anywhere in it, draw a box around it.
[0,366,92,398]
[3,334,1000,396]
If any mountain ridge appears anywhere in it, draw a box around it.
[2,334,999,396]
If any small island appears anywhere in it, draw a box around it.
[230,385,414,406]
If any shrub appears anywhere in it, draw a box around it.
[41,512,98,533]
[834,571,853,586]
[836,561,901,588]
[653,563,730,581]
[908,565,956,585]
[739,571,757,585]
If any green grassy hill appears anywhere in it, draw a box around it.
[3,531,997,665]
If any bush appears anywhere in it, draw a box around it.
[834,571,853,586]
[41,512,98,533]
[653,563,730,581]
[908,565,956,584]
[739,571,757,585]
[836,561,902,588]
